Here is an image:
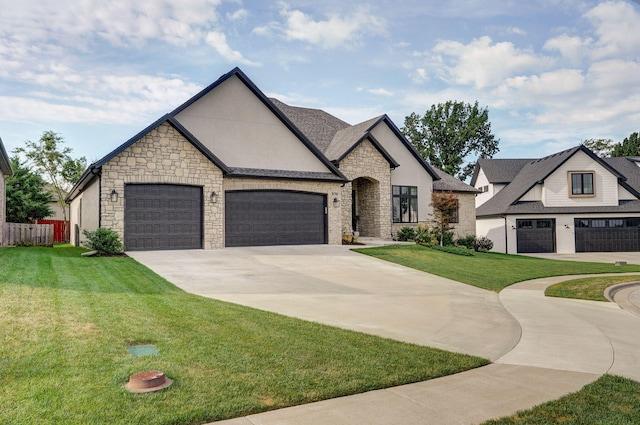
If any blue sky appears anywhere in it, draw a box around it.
[1,0,639,164]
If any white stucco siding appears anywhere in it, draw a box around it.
[174,75,330,173]
[476,217,506,253]
[543,151,619,207]
[369,123,433,221]
[69,177,100,246]
[474,168,491,207]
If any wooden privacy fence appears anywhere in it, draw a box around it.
[2,223,54,247]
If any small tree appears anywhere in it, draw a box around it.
[5,157,53,223]
[15,131,87,241]
[431,190,458,246]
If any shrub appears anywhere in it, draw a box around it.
[82,228,124,255]
[431,245,475,256]
[474,236,494,252]
[434,230,455,246]
[456,235,476,250]
[414,224,437,247]
[396,226,416,241]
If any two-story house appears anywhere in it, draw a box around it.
[471,145,640,254]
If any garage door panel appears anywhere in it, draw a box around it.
[575,218,640,252]
[125,184,203,251]
[225,190,327,247]
[516,219,555,253]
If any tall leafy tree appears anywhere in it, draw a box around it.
[5,157,53,223]
[402,100,499,181]
[611,132,640,157]
[581,138,615,157]
[14,131,87,239]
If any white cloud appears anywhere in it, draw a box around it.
[584,1,640,59]
[506,26,527,35]
[430,36,554,89]
[368,88,394,97]
[227,8,249,21]
[257,2,387,49]
[205,31,262,66]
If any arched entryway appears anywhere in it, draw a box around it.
[351,177,380,237]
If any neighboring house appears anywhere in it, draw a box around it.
[471,145,640,254]
[0,137,14,246]
[66,67,474,251]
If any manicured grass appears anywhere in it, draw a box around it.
[482,375,640,425]
[546,274,640,301]
[0,246,488,425]
[353,244,640,292]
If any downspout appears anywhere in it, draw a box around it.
[503,214,508,254]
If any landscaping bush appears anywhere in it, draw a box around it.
[396,226,416,241]
[414,224,437,247]
[431,245,475,256]
[456,235,476,250]
[474,236,494,252]
[435,230,455,246]
[82,228,124,255]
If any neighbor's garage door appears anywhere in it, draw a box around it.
[225,190,327,247]
[575,218,640,252]
[124,184,202,251]
[516,219,555,253]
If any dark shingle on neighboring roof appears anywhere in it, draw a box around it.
[477,146,582,217]
[432,167,480,193]
[474,158,533,185]
[603,157,640,194]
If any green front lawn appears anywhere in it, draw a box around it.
[545,274,640,301]
[0,246,487,425]
[354,245,640,291]
[482,375,640,425]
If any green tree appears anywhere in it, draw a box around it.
[582,138,615,157]
[402,100,499,181]
[14,131,86,237]
[431,190,458,246]
[611,132,640,157]
[5,157,53,223]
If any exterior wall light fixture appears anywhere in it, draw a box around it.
[210,191,218,204]
[333,197,340,207]
[110,190,118,202]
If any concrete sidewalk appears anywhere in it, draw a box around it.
[128,246,640,424]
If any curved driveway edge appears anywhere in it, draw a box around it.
[128,245,520,361]
[128,245,640,425]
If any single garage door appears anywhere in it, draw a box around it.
[125,184,202,251]
[575,218,640,252]
[225,190,327,247]
[516,219,555,253]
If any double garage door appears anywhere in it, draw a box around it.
[124,185,327,250]
[575,218,640,252]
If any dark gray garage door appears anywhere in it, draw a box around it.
[124,184,202,251]
[516,219,555,253]
[575,218,640,252]
[225,190,327,247]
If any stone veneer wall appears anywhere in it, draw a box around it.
[224,178,343,245]
[337,140,392,239]
[100,122,225,249]
[390,192,476,240]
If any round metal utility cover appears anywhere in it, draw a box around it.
[125,370,173,393]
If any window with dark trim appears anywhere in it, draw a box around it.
[392,185,418,223]
[451,199,459,223]
[569,172,595,196]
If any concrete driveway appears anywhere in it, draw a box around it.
[128,244,520,361]
[128,244,640,425]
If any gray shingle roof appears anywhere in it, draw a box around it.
[471,158,532,186]
[0,137,13,177]
[227,167,346,182]
[323,116,382,161]
[477,145,640,217]
[270,98,350,153]
[432,167,480,193]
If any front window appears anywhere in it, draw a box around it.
[392,186,418,223]
[569,172,595,196]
